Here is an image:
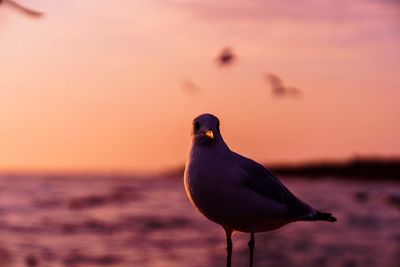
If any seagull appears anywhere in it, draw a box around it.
[265,73,302,97]
[181,79,202,96]
[0,0,43,18]
[184,113,336,267]
[216,47,235,67]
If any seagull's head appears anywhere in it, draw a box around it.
[191,113,222,147]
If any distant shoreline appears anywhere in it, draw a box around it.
[1,158,399,181]
[270,157,400,180]
[165,157,400,181]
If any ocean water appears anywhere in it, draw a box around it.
[0,174,399,267]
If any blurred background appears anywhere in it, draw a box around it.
[0,0,399,266]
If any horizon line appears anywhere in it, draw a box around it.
[1,155,400,176]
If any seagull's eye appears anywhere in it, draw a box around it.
[194,121,200,132]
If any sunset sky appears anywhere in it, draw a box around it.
[0,0,399,172]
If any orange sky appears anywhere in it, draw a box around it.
[0,0,399,172]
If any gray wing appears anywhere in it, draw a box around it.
[232,152,314,219]
[6,0,43,17]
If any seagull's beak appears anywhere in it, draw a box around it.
[205,130,214,139]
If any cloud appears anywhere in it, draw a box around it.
[168,0,400,24]
[165,0,400,46]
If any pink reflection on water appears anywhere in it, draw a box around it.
[0,174,398,267]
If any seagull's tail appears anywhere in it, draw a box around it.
[307,210,337,222]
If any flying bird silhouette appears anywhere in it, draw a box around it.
[184,114,336,267]
[216,47,235,66]
[181,79,202,96]
[266,73,302,97]
[0,0,43,18]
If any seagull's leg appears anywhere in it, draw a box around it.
[248,230,255,267]
[224,228,233,267]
